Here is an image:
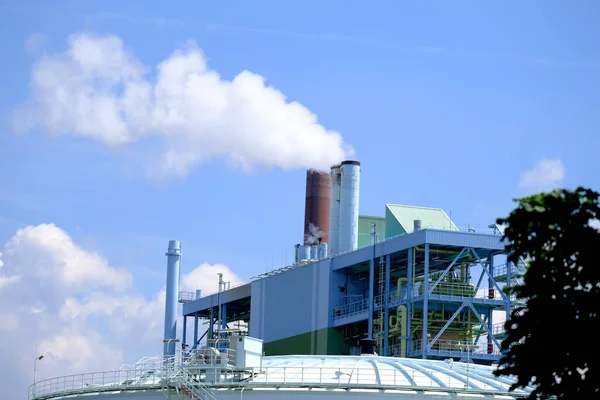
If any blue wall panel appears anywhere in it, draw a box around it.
[250,259,331,343]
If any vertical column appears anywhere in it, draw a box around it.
[163,240,181,357]
[221,303,227,331]
[339,161,361,253]
[406,247,413,357]
[488,255,494,353]
[368,256,375,339]
[383,254,391,355]
[183,316,187,347]
[329,165,341,255]
[422,244,430,359]
[506,259,512,321]
[193,313,199,349]
[209,307,214,340]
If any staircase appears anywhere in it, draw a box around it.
[171,366,216,400]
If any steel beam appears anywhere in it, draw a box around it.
[406,247,413,357]
[384,254,390,355]
[426,304,467,350]
[193,313,198,349]
[470,248,507,303]
[368,256,375,339]
[209,307,214,340]
[422,244,429,359]
[428,247,468,294]
[182,316,187,346]
[506,260,513,321]
[467,303,502,349]
[487,255,494,352]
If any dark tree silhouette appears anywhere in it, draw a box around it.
[494,187,600,399]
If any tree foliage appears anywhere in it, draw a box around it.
[494,187,600,399]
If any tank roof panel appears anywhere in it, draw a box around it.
[258,355,532,395]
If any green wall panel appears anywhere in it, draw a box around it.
[264,328,350,356]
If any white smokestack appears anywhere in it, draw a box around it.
[14,33,354,178]
[329,165,341,255]
[338,161,360,253]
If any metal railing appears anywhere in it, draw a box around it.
[333,226,503,258]
[492,322,506,336]
[332,298,369,320]
[411,339,501,356]
[179,291,197,302]
[30,360,530,399]
[179,281,249,301]
[30,369,165,400]
[398,283,506,301]
[174,367,216,400]
[493,263,526,278]
[334,284,511,321]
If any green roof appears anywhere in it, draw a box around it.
[385,204,458,238]
[358,215,386,249]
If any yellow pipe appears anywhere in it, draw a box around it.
[399,305,407,358]
[397,277,407,299]
[415,246,461,255]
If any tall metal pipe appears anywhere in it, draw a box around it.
[319,242,328,259]
[164,240,181,357]
[294,243,301,264]
[304,170,331,245]
[339,160,361,253]
[217,273,223,340]
[329,165,341,255]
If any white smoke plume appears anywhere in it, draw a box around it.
[305,222,325,245]
[14,33,354,178]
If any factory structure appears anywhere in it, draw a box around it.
[30,160,531,400]
[178,160,525,362]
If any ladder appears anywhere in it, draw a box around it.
[376,256,385,354]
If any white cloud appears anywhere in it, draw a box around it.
[0,223,242,399]
[181,262,245,295]
[589,218,600,232]
[2,223,131,292]
[25,33,45,54]
[14,32,354,179]
[518,158,565,193]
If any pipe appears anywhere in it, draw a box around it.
[311,244,319,260]
[368,256,374,339]
[413,219,422,231]
[304,170,331,245]
[217,273,223,340]
[399,305,407,358]
[319,242,328,258]
[339,161,361,253]
[329,165,341,255]
[294,244,300,264]
[415,246,460,255]
[299,245,310,262]
[164,240,181,357]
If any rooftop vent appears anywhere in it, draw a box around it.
[414,219,422,231]
[359,338,377,356]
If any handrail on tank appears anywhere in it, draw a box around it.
[29,360,532,400]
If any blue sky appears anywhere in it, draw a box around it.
[1,0,598,289]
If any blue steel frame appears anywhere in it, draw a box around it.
[333,229,516,363]
[176,229,519,363]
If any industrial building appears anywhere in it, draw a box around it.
[29,160,530,400]
[179,160,525,363]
